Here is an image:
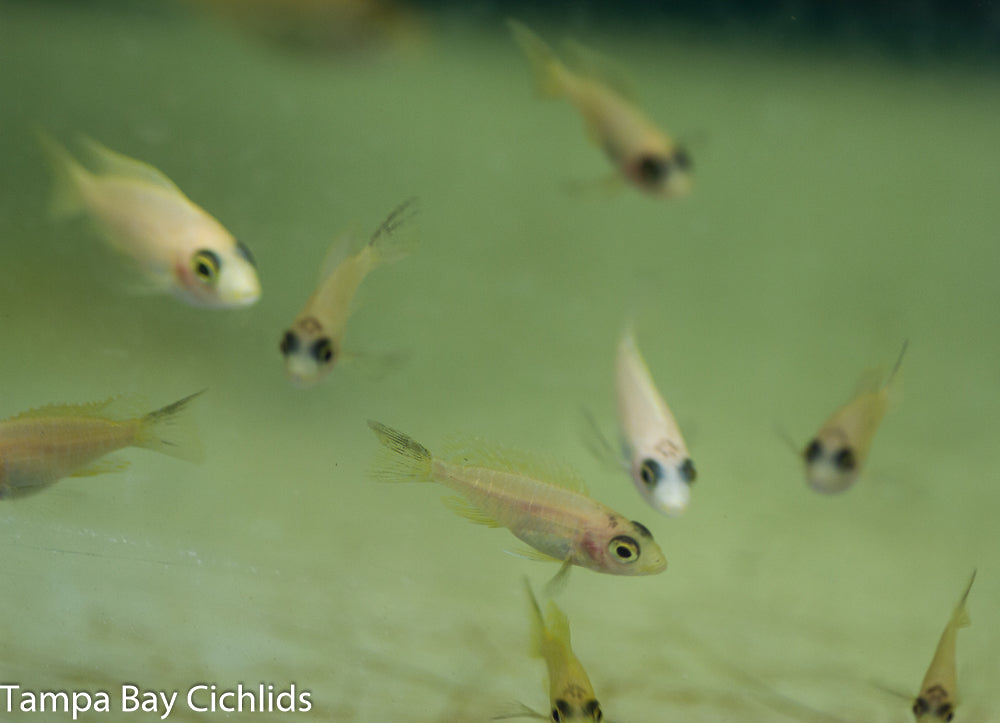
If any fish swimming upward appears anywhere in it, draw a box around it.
[37,132,261,308]
[367,421,666,577]
[0,391,204,499]
[509,19,692,199]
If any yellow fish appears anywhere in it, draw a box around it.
[280,198,417,387]
[508,20,691,199]
[803,341,908,494]
[912,571,976,723]
[0,391,204,499]
[38,132,261,308]
[616,327,695,517]
[367,421,666,576]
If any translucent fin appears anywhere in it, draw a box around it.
[852,366,886,397]
[562,172,625,198]
[544,599,572,648]
[581,407,626,472]
[8,395,143,423]
[543,559,573,597]
[368,420,435,483]
[440,439,587,494]
[317,232,360,282]
[77,136,183,192]
[135,390,206,463]
[508,20,570,98]
[441,495,503,527]
[505,545,564,564]
[340,348,410,381]
[523,577,545,659]
[492,702,547,720]
[35,129,89,219]
[953,569,976,629]
[367,196,419,266]
[562,37,639,102]
[69,458,131,478]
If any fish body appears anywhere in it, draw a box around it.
[616,328,695,516]
[803,342,908,494]
[508,20,691,199]
[280,198,417,387]
[912,571,976,722]
[367,421,666,576]
[38,132,260,308]
[525,581,603,723]
[0,392,204,499]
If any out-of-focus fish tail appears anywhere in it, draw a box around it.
[35,129,89,219]
[368,196,419,266]
[367,420,434,482]
[523,577,546,659]
[136,390,206,463]
[507,20,569,98]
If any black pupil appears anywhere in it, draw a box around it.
[280,331,298,356]
[639,458,661,486]
[679,458,697,483]
[194,250,220,280]
[804,439,822,463]
[638,155,667,184]
[312,338,334,363]
[834,448,856,471]
[617,545,632,558]
[551,709,560,723]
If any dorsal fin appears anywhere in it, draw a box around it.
[440,437,588,494]
[77,136,183,193]
[7,395,145,423]
[317,231,361,281]
[562,37,639,102]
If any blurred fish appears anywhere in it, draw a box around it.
[0,391,204,499]
[803,342,908,494]
[37,132,260,308]
[508,20,691,199]
[496,580,604,722]
[913,571,976,723]
[367,420,667,577]
[616,327,695,517]
[280,198,417,387]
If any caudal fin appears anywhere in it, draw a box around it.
[367,420,434,482]
[35,129,89,219]
[507,20,570,98]
[367,196,419,266]
[136,390,206,462]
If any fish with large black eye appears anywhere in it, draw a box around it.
[616,327,696,516]
[509,21,692,200]
[803,342,907,494]
[280,198,417,387]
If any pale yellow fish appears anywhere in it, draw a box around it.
[367,421,666,576]
[508,20,691,199]
[912,571,976,722]
[280,198,417,387]
[617,327,695,517]
[0,391,204,499]
[38,132,260,308]
[803,341,908,494]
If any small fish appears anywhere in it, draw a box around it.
[508,20,691,199]
[803,341,908,494]
[367,421,666,577]
[912,571,976,722]
[37,132,260,308]
[0,391,205,499]
[496,580,604,722]
[616,328,695,517]
[280,198,417,387]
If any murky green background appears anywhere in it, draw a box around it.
[1,2,998,721]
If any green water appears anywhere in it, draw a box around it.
[1,3,999,721]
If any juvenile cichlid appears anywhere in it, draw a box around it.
[803,342,908,494]
[912,571,976,723]
[0,391,204,499]
[508,20,691,199]
[616,327,695,516]
[38,132,260,308]
[280,198,417,387]
[367,421,666,577]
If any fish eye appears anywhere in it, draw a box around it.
[192,249,221,284]
[639,458,662,486]
[673,146,692,171]
[609,535,640,563]
[912,698,929,715]
[679,457,697,483]
[235,239,257,267]
[804,439,823,463]
[279,330,299,356]
[311,337,335,364]
[637,154,668,185]
[552,699,572,722]
[551,709,560,723]
[833,448,856,471]
[584,699,602,721]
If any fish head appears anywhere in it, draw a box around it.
[912,686,955,722]
[548,694,604,722]
[803,429,860,494]
[280,316,338,387]
[632,453,695,517]
[626,144,692,198]
[176,240,261,307]
[592,517,667,575]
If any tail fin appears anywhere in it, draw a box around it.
[367,197,419,266]
[524,577,546,659]
[953,569,976,629]
[367,420,434,482]
[36,129,89,219]
[507,20,569,98]
[136,390,206,463]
